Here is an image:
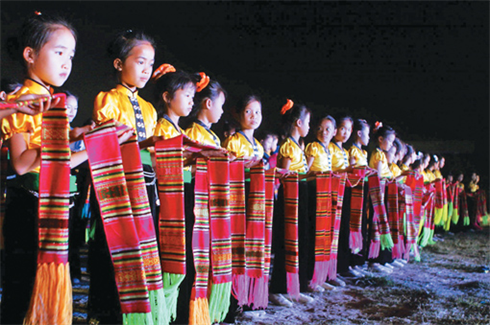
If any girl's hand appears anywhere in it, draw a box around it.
[14,94,59,115]
[198,148,228,159]
[117,129,134,145]
[70,121,95,142]
[138,135,165,149]
[244,156,259,168]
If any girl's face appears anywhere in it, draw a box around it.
[240,100,262,130]
[207,91,225,124]
[358,125,370,146]
[119,41,155,90]
[271,136,278,152]
[386,146,396,164]
[457,174,464,182]
[66,95,78,123]
[298,112,310,138]
[317,119,335,144]
[448,175,453,183]
[379,133,395,152]
[334,120,353,143]
[167,83,196,117]
[26,26,76,87]
[440,158,445,168]
[261,136,273,152]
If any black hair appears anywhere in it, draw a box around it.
[234,94,261,121]
[16,12,77,69]
[392,137,402,156]
[338,116,354,127]
[427,159,437,169]
[280,100,311,138]
[317,115,337,130]
[152,70,198,118]
[258,130,278,142]
[353,119,369,133]
[107,29,156,63]
[411,159,422,170]
[373,124,396,143]
[402,144,414,165]
[192,78,227,115]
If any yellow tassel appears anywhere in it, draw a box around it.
[189,297,211,325]
[24,262,72,325]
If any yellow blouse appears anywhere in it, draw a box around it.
[305,140,331,172]
[329,142,349,172]
[390,162,402,178]
[185,121,220,147]
[401,164,410,171]
[348,144,368,167]
[223,131,264,160]
[1,79,54,173]
[279,137,308,173]
[468,182,479,193]
[93,84,157,138]
[369,148,392,179]
[434,169,443,179]
[423,170,436,183]
[154,115,184,139]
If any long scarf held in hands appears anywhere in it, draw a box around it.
[346,167,368,254]
[441,179,449,227]
[84,120,153,325]
[419,183,435,247]
[459,188,470,226]
[433,179,445,226]
[283,173,300,300]
[445,182,455,231]
[244,164,267,310]
[207,157,232,323]
[451,184,461,225]
[327,172,346,280]
[476,190,489,226]
[24,93,72,325]
[310,172,332,288]
[263,169,276,302]
[190,158,211,325]
[155,135,186,322]
[120,135,169,325]
[404,171,423,261]
[228,159,247,306]
[386,181,403,259]
[401,184,417,261]
[367,174,393,259]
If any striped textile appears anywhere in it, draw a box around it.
[346,167,368,254]
[283,173,300,300]
[433,179,444,226]
[229,159,247,306]
[419,183,435,247]
[25,94,72,325]
[367,174,391,259]
[190,158,211,325]
[120,134,169,325]
[327,173,346,280]
[459,188,469,226]
[387,181,403,259]
[263,169,276,295]
[83,120,152,322]
[207,156,232,323]
[0,145,7,250]
[402,184,416,261]
[310,172,332,288]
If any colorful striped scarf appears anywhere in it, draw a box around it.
[283,173,300,300]
[387,181,403,259]
[367,174,392,259]
[229,159,247,306]
[190,158,211,325]
[84,120,152,324]
[459,188,470,226]
[245,164,267,309]
[346,167,368,254]
[263,169,276,302]
[326,172,346,280]
[24,94,72,325]
[310,172,332,288]
[207,157,232,323]
[0,145,7,250]
[401,184,417,261]
[120,135,169,325]
[419,184,435,247]
[433,179,445,226]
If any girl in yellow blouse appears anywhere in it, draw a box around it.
[305,115,336,172]
[348,119,370,168]
[369,124,396,179]
[400,144,416,171]
[329,116,353,173]
[222,94,264,168]
[387,138,402,179]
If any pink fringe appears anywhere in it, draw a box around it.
[248,275,269,310]
[326,258,338,280]
[310,260,328,288]
[403,243,412,261]
[232,273,248,306]
[368,240,380,259]
[286,272,300,301]
[392,240,404,259]
[349,231,363,253]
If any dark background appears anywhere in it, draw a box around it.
[1,1,488,187]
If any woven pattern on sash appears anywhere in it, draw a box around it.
[402,185,416,260]
[229,159,247,306]
[84,120,152,318]
[310,172,331,288]
[387,181,403,259]
[346,167,368,254]
[263,169,276,285]
[283,173,300,300]
[25,94,72,325]
[328,172,346,280]
[367,174,390,259]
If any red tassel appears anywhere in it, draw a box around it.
[286,272,300,301]
[368,240,380,259]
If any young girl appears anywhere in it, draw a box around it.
[305,115,336,173]
[348,119,370,168]
[387,138,402,179]
[0,13,106,324]
[270,99,314,306]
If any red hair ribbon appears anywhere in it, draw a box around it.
[280,99,294,115]
[196,72,210,92]
[151,63,176,81]
[34,11,42,16]
[374,121,383,130]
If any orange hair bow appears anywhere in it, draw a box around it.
[280,99,294,115]
[196,72,210,92]
[374,121,383,130]
[151,63,176,81]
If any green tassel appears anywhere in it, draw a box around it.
[380,233,394,251]
[208,281,232,323]
[419,226,431,247]
[149,288,170,325]
[452,208,459,225]
[163,272,185,322]
[428,229,436,245]
[445,203,454,231]
[464,216,470,226]
[482,214,489,226]
[123,312,153,325]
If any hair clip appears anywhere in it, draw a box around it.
[374,121,383,130]
[196,72,210,92]
[34,11,42,16]
[280,99,294,115]
[151,63,176,81]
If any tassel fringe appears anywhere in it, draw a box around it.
[368,240,380,259]
[162,272,185,322]
[380,234,394,251]
[286,272,300,301]
[231,274,248,307]
[122,312,153,325]
[310,260,328,288]
[248,276,268,310]
[149,288,169,325]
[208,281,232,323]
[349,231,363,254]
[189,297,211,325]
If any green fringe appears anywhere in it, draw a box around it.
[380,233,394,251]
[208,281,232,323]
[163,272,185,322]
[442,204,448,225]
[464,216,470,226]
[428,229,436,245]
[452,208,459,225]
[445,203,454,231]
[403,213,407,236]
[123,312,153,325]
[149,288,170,325]
[482,214,489,226]
[418,226,431,247]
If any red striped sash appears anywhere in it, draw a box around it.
[283,174,300,299]
[346,167,368,254]
[367,174,390,259]
[387,181,403,259]
[327,173,346,280]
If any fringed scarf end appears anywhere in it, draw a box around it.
[349,231,363,254]
[286,272,300,301]
[208,281,232,323]
[232,273,248,307]
[368,240,380,259]
[189,297,211,325]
